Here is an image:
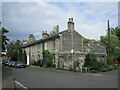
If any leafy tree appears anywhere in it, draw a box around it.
[7,40,23,60]
[100,35,119,55]
[100,27,120,65]
[83,38,91,45]
[50,25,59,36]
[110,27,120,40]
[2,27,9,52]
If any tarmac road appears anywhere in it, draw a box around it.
[2,65,118,88]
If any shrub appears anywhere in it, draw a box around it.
[44,50,53,67]
[107,55,117,65]
[69,66,73,71]
[84,53,106,71]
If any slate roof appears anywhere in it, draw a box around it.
[22,33,60,48]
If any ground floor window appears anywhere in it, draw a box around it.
[38,55,40,60]
[32,55,34,60]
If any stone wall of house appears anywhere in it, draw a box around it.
[73,30,83,52]
[58,53,85,70]
[61,30,72,52]
[55,30,84,69]
[60,30,83,53]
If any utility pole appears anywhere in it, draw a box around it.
[107,20,110,64]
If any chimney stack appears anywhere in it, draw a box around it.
[29,34,36,43]
[42,30,49,39]
[68,18,74,30]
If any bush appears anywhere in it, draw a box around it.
[44,50,53,67]
[69,66,73,71]
[84,53,106,71]
[107,55,118,65]
[113,65,119,69]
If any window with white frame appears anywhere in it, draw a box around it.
[38,44,40,52]
[53,54,55,63]
[45,42,47,50]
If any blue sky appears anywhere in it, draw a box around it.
[2,2,118,41]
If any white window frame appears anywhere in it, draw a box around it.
[45,42,47,50]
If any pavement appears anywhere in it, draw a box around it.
[2,65,119,88]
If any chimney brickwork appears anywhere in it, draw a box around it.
[68,18,74,30]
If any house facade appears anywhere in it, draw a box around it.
[22,18,107,70]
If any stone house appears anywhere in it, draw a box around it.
[83,40,107,64]
[22,18,107,70]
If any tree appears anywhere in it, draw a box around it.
[83,38,91,45]
[6,40,23,61]
[100,28,120,65]
[2,27,9,52]
[100,35,119,55]
[50,25,59,36]
[110,27,120,40]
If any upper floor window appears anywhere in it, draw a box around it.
[31,46,34,52]
[53,41,55,50]
[38,44,40,51]
[45,42,47,50]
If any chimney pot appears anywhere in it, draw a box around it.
[67,18,74,30]
[69,18,71,21]
[71,18,73,22]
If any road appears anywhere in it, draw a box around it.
[2,65,118,88]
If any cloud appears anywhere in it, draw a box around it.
[0,2,2,21]
[2,2,118,41]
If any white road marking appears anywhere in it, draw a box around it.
[13,79,27,89]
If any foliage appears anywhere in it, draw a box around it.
[43,50,53,67]
[50,25,59,36]
[69,66,73,71]
[107,55,118,65]
[83,38,91,45]
[110,27,120,40]
[21,50,27,64]
[7,40,22,58]
[100,27,120,65]
[1,27,9,52]
[6,40,27,64]
[100,35,118,54]
[84,53,97,67]
[84,53,105,70]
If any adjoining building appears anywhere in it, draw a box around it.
[22,18,107,70]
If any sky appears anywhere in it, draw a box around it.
[2,1,118,41]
